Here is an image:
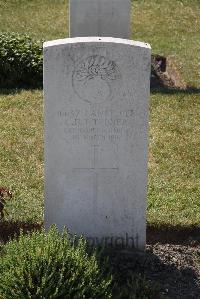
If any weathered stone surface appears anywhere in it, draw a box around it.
[44,37,151,249]
[70,0,131,38]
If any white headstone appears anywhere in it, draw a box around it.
[70,0,131,38]
[44,37,151,249]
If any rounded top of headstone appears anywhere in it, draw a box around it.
[43,37,151,50]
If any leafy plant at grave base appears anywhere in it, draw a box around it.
[0,188,12,220]
[0,32,43,88]
[0,225,112,299]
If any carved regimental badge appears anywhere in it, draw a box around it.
[72,55,121,104]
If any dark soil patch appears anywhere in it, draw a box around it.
[108,244,200,299]
[151,55,187,91]
[105,225,200,299]
[147,243,200,299]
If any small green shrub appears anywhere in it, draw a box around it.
[0,226,112,299]
[0,33,43,88]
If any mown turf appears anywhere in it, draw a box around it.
[0,0,68,40]
[148,92,200,225]
[0,90,43,223]
[132,0,200,88]
[0,0,199,228]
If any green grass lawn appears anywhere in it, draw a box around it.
[0,0,199,228]
[133,0,200,88]
[0,90,43,223]
[0,0,68,40]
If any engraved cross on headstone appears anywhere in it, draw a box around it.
[70,0,131,39]
[74,145,119,204]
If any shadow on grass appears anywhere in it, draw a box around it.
[151,86,200,95]
[147,224,200,245]
[0,87,42,95]
[1,220,200,245]
[0,85,199,96]
[0,220,43,243]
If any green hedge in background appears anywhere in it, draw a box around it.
[0,33,43,88]
[0,33,161,90]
